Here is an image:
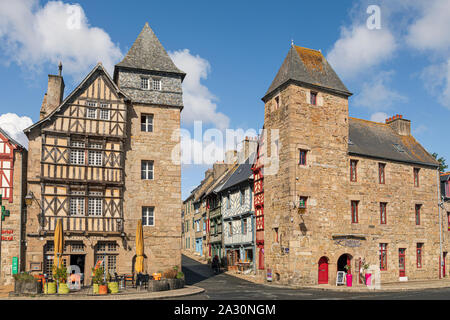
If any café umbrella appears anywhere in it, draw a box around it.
[54,218,64,270]
[135,219,144,273]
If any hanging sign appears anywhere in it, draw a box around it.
[336,271,346,286]
[12,257,18,275]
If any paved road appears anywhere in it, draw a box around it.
[175,255,450,300]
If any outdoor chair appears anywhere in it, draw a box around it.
[124,274,134,288]
[136,273,149,290]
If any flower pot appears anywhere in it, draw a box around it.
[98,284,108,295]
[346,274,353,287]
[45,282,57,294]
[365,273,372,286]
[58,283,69,294]
[93,283,99,294]
[107,282,119,294]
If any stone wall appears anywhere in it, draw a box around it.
[263,83,441,286]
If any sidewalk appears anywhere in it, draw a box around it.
[1,285,204,300]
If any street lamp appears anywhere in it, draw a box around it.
[24,191,34,207]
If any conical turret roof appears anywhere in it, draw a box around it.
[116,23,185,77]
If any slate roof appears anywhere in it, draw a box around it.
[115,23,185,78]
[263,45,352,101]
[24,63,130,134]
[0,127,25,149]
[348,118,439,167]
[216,155,255,193]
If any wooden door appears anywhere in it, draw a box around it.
[399,248,406,277]
[318,257,328,284]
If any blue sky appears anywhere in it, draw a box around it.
[0,0,449,199]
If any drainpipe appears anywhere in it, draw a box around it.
[438,169,443,279]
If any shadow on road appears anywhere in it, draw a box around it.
[182,254,223,285]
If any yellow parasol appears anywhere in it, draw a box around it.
[135,219,144,273]
[54,218,64,270]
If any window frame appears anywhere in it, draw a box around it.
[350,160,358,182]
[299,149,307,166]
[99,105,110,120]
[414,168,420,187]
[416,243,423,268]
[88,150,103,167]
[310,91,317,105]
[70,149,85,165]
[88,197,103,216]
[141,114,154,132]
[351,200,359,224]
[141,77,150,90]
[379,243,388,271]
[142,206,155,227]
[70,197,85,216]
[378,163,386,184]
[141,160,154,180]
[415,204,421,225]
[152,79,162,91]
[380,202,387,224]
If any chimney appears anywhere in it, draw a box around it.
[385,114,411,136]
[238,136,258,164]
[40,62,65,119]
[225,150,237,165]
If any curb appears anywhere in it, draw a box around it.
[2,285,205,300]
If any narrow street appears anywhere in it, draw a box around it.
[174,255,450,300]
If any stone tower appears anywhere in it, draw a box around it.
[114,23,185,273]
[261,45,353,285]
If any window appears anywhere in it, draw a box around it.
[240,189,244,205]
[380,202,387,224]
[141,77,149,90]
[70,197,85,216]
[274,228,279,243]
[142,207,154,226]
[379,243,387,271]
[379,163,386,184]
[88,150,102,166]
[70,149,85,165]
[95,242,118,274]
[141,114,153,132]
[274,96,280,110]
[88,198,102,216]
[87,108,97,119]
[299,196,307,209]
[448,212,450,231]
[299,149,307,166]
[414,168,420,187]
[310,91,317,105]
[350,160,358,182]
[351,201,359,223]
[99,106,110,120]
[141,161,154,180]
[417,243,423,268]
[415,204,421,225]
[242,219,247,235]
[229,222,233,236]
[152,79,161,91]
[227,195,230,209]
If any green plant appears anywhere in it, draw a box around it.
[92,267,105,285]
[362,263,370,271]
[176,271,184,280]
[173,265,179,271]
[13,272,35,282]
[344,265,351,273]
[53,266,67,283]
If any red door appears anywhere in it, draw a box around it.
[399,248,406,277]
[258,247,265,270]
[318,257,329,284]
[444,252,447,277]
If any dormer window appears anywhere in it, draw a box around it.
[152,79,162,91]
[141,77,150,90]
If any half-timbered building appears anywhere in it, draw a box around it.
[0,128,27,285]
[23,23,183,282]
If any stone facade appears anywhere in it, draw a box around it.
[22,24,182,282]
[261,62,442,286]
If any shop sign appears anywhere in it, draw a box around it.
[1,229,14,241]
[12,257,18,275]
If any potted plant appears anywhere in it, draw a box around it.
[344,265,352,287]
[13,272,41,295]
[148,270,169,292]
[53,266,69,294]
[363,263,371,285]
[92,266,106,294]
[163,267,178,290]
[106,273,119,294]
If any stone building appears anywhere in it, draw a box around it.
[22,23,183,282]
[0,128,27,285]
[261,44,441,286]
[182,194,195,252]
[441,172,450,277]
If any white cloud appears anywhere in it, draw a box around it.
[420,59,450,109]
[0,0,122,78]
[0,113,33,148]
[406,0,450,51]
[327,25,397,79]
[353,72,407,110]
[370,112,389,123]
[169,49,230,130]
